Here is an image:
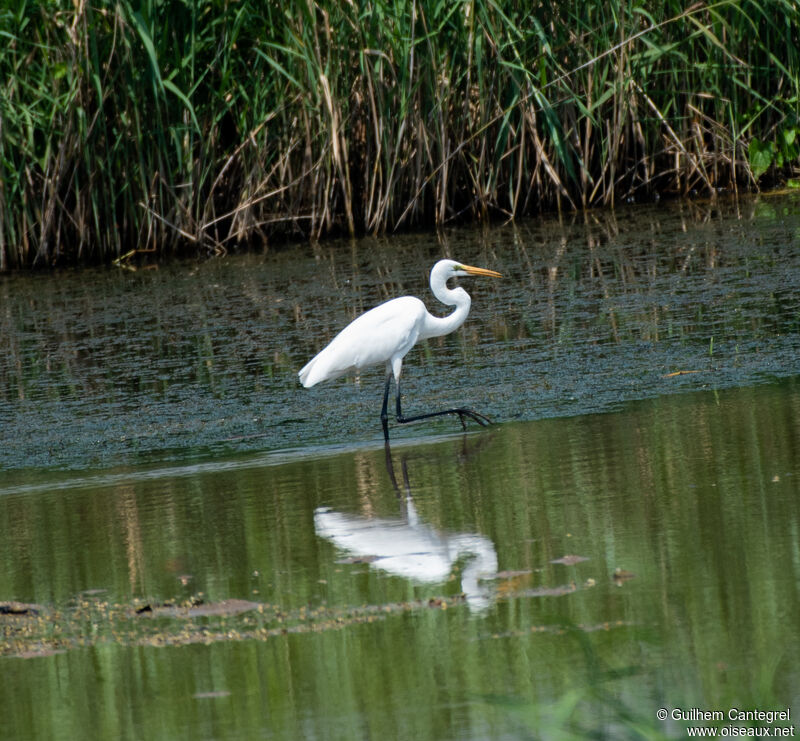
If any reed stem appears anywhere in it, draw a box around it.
[1,0,798,267]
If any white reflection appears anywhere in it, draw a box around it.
[314,496,497,611]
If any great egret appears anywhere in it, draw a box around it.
[298,259,502,439]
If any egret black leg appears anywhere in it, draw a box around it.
[394,380,493,431]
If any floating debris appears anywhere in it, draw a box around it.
[550,555,589,566]
[494,570,533,579]
[0,593,468,659]
[613,568,636,585]
[137,599,261,619]
[0,602,44,617]
[515,582,579,598]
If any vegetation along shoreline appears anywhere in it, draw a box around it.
[1,0,798,269]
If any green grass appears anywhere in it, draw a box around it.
[1,0,798,267]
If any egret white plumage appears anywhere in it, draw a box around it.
[298,259,502,440]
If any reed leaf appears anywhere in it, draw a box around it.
[0,0,798,267]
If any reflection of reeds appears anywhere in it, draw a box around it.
[1,1,798,267]
[1,383,797,737]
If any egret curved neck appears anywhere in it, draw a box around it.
[421,282,471,339]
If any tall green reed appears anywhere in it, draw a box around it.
[1,0,798,268]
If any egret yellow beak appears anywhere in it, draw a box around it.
[459,264,503,278]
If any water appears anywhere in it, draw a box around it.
[1,194,799,739]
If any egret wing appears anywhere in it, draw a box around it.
[299,297,426,387]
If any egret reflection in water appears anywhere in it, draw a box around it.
[314,442,498,611]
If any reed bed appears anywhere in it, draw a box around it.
[1,0,798,267]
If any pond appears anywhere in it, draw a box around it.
[1,194,799,739]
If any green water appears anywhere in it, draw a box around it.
[1,194,799,739]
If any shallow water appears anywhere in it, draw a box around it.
[1,194,799,739]
[2,194,800,473]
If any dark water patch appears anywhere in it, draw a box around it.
[1,194,799,471]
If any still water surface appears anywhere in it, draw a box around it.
[1,194,799,739]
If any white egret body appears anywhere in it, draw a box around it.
[298,259,501,439]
